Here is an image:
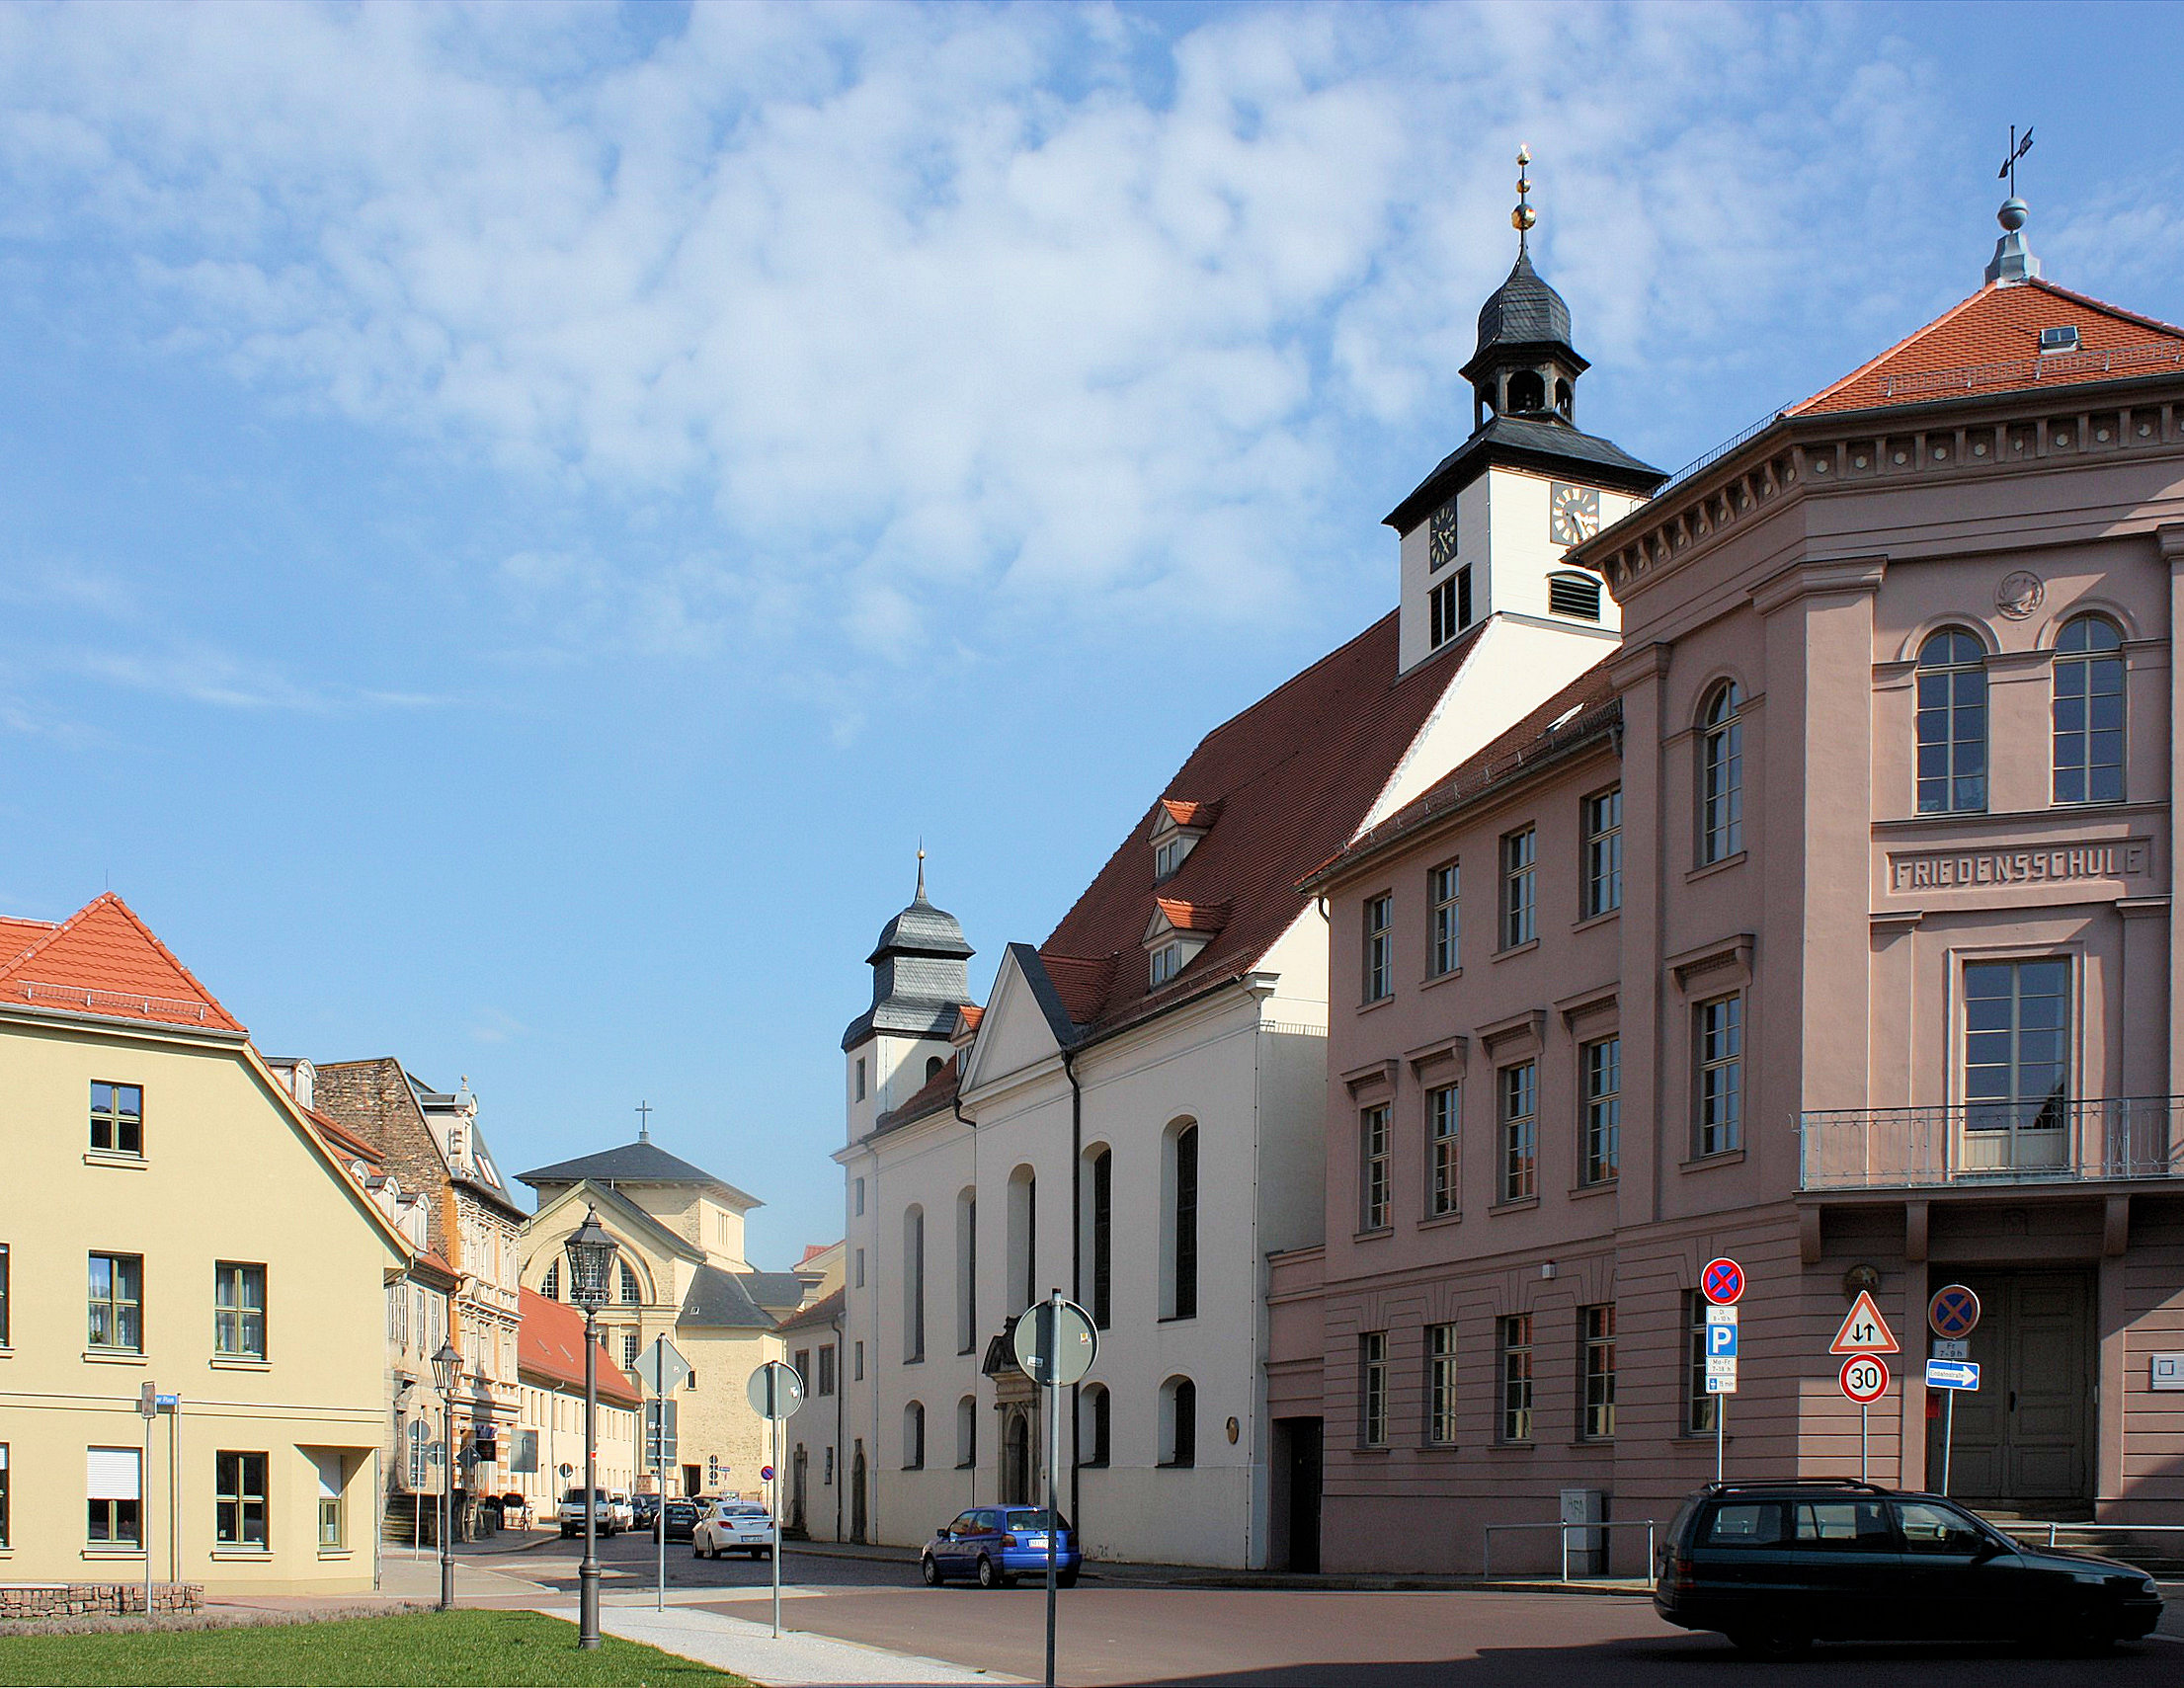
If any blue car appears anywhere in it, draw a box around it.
[921,1505,1082,1589]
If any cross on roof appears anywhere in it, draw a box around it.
[635,1099,652,1144]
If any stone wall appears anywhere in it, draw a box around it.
[0,1582,204,1619]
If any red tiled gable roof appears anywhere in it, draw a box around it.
[954,1004,984,1036]
[1152,897,1230,934]
[1306,657,1621,891]
[1157,798,1223,830]
[778,1287,846,1333]
[1039,611,1474,1037]
[1792,280,2184,417]
[0,893,242,1032]
[518,1288,639,1407]
[0,917,54,967]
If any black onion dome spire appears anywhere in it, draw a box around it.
[843,852,974,1050]
[1471,247,1575,366]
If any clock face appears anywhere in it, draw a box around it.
[1427,498,1459,570]
[1549,482,1601,546]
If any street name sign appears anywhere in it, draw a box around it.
[1924,1358,1981,1392]
[1830,1290,1899,1355]
[1839,1354,1890,1404]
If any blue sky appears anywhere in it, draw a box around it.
[4,1,2182,1267]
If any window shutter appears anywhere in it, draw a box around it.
[87,1447,140,1500]
[314,1453,343,1500]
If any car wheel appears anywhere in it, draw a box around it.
[922,1555,943,1586]
[976,1555,1001,1589]
[1728,1633,1811,1659]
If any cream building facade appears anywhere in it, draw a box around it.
[0,896,411,1596]
[518,1136,826,1502]
[513,1287,640,1519]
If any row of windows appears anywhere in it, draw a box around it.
[0,1249,272,1359]
[898,1377,1202,1472]
[889,1129,1201,1366]
[13,1444,347,1553]
[1351,1300,1733,1449]
[789,1343,840,1398]
[1915,614,2128,812]
[1360,788,1622,1003]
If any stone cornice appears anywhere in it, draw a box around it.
[1577,379,2184,600]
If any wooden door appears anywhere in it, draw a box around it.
[1933,1271,2090,1507]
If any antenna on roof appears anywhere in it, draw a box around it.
[1984,124,2040,286]
[1511,145,1535,257]
[635,1099,652,1144]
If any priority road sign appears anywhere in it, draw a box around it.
[1702,1258,1745,1306]
[1830,1290,1899,1355]
[1924,1358,1981,1392]
[1928,1284,1982,1340]
[1839,1353,1890,1404]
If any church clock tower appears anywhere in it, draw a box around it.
[1386,149,1666,674]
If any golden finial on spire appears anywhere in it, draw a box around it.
[1511,144,1536,247]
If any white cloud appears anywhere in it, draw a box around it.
[0,1,1978,661]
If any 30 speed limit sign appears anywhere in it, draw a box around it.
[1838,1353,1890,1405]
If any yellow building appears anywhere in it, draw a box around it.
[0,896,411,1597]
[518,1135,828,1502]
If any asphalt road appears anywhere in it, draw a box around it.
[509,1534,2184,1687]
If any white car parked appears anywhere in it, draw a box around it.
[692,1500,774,1560]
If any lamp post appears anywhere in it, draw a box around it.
[564,1205,619,1651]
[431,1339,460,1612]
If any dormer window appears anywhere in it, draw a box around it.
[1151,942,1184,987]
[2039,325,2081,354]
[1150,798,1220,884]
[1143,895,1228,989]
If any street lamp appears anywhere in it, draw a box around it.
[431,1339,460,1612]
[564,1205,619,1652]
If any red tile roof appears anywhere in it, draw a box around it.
[1158,798,1223,829]
[0,894,243,1032]
[875,1053,962,1136]
[518,1288,639,1407]
[1793,280,2184,417]
[1305,657,1621,891]
[1037,611,1474,1038]
[954,1005,984,1036]
[1153,897,1230,933]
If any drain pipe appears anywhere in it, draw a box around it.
[1064,1043,1085,1532]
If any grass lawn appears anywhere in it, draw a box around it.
[0,1607,749,1687]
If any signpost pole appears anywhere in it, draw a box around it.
[139,1383,155,1617]
[655,1385,666,1614]
[1860,1404,1869,1483]
[1940,1389,1955,1496]
[1045,1292,1062,1688]
[1715,1399,1725,1485]
[770,1389,783,1642]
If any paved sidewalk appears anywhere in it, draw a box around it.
[531,1600,1029,1686]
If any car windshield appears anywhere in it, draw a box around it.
[1003,1508,1069,1531]
[563,1487,608,1503]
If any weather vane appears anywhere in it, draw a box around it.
[1998,123,2034,198]
[1511,145,1535,253]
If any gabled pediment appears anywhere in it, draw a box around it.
[959,943,1079,1095]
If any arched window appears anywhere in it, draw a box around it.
[902,1205,926,1362]
[1554,377,1574,418]
[1079,1383,1111,1467]
[1161,1376,1197,1468]
[2054,614,2126,804]
[1915,628,1988,813]
[1698,683,1744,863]
[1163,1123,1199,1322]
[926,1055,945,1083]
[956,1396,977,1469]
[902,1402,926,1471]
[1089,1147,1113,1330]
[618,1261,642,1306]
[954,1188,977,1355]
[539,1261,560,1301]
[1007,1166,1037,1315]
[1505,370,1545,413]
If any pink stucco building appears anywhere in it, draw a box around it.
[1268,211,2184,1574]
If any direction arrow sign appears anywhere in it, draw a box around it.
[1702,1258,1745,1306]
[1924,1358,1981,1392]
[1830,1290,1899,1355]
[1839,1353,1890,1404]
[1928,1285,1982,1340]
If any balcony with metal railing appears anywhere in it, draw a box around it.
[1798,1096,2184,1192]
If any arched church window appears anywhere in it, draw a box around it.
[618,1261,642,1306]
[539,1261,559,1301]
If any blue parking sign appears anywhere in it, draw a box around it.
[1707,1322,1739,1358]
